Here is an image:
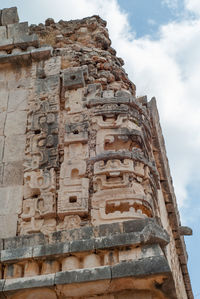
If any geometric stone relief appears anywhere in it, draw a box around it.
[96,128,147,156]
[91,187,153,225]
[58,160,89,217]
[19,168,56,234]
[92,157,156,225]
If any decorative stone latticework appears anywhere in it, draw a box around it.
[0,7,193,299]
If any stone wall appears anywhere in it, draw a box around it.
[0,6,193,299]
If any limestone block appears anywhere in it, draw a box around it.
[103,90,114,98]
[0,163,3,185]
[3,134,26,162]
[83,254,101,268]
[57,215,81,231]
[36,74,60,98]
[58,178,89,216]
[8,88,28,112]
[4,264,23,279]
[7,22,28,39]
[0,213,18,238]
[60,160,86,180]
[0,38,13,50]
[0,136,4,161]
[0,26,6,40]
[0,186,23,215]
[64,88,85,113]
[41,260,60,275]
[0,89,9,113]
[4,111,27,136]
[118,247,142,262]
[24,261,39,277]
[104,251,118,266]
[44,56,61,76]
[14,33,39,47]
[64,124,88,145]
[7,289,57,299]
[64,143,89,160]
[0,112,6,135]
[62,65,88,90]
[3,161,24,186]
[62,256,80,271]
[7,66,32,90]
[0,7,19,25]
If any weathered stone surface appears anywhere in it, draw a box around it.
[3,273,55,291]
[0,136,4,161]
[0,6,193,299]
[7,22,29,39]
[0,7,19,25]
[0,186,23,215]
[179,226,193,236]
[4,111,27,136]
[3,135,25,162]
[1,246,32,262]
[0,214,18,238]
[8,88,28,112]
[0,112,6,136]
[0,26,6,40]
[55,266,111,285]
[3,161,24,186]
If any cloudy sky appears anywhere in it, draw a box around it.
[1,0,199,295]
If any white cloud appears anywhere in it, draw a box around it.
[185,0,200,15]
[3,0,200,213]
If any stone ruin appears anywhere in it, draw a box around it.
[0,6,193,299]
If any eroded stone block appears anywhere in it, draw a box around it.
[7,22,29,39]
[62,65,88,90]
[0,26,6,40]
[64,88,86,113]
[0,7,19,25]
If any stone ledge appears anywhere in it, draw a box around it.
[1,220,169,263]
[0,46,52,65]
[0,34,38,51]
[1,255,171,293]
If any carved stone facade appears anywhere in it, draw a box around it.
[0,7,193,299]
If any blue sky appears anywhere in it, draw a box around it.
[0,0,199,296]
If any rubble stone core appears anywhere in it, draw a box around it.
[0,6,193,299]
